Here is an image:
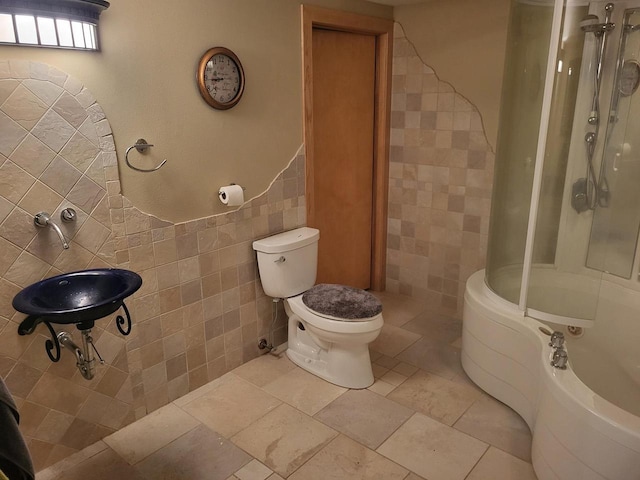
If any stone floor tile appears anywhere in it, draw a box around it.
[314,389,413,449]
[234,459,273,480]
[401,312,462,345]
[392,361,419,376]
[232,352,296,387]
[380,370,408,386]
[172,371,235,407]
[374,354,400,369]
[266,475,285,480]
[52,448,146,480]
[453,395,532,461]
[289,434,408,480]
[370,324,421,358]
[135,424,251,480]
[262,367,346,416]
[180,373,281,438]
[367,378,397,396]
[466,446,537,479]
[396,339,464,379]
[35,440,109,480]
[103,403,200,465]
[372,291,425,327]
[231,403,337,477]
[377,413,488,480]
[387,370,481,425]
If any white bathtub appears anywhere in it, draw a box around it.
[462,269,640,480]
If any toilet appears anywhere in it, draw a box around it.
[252,227,384,389]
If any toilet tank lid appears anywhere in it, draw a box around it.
[252,227,320,254]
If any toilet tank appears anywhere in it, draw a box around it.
[252,227,320,299]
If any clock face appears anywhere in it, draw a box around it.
[204,54,241,104]
[197,47,245,109]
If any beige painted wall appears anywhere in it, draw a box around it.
[0,0,391,222]
[394,0,510,148]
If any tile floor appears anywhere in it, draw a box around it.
[36,292,538,480]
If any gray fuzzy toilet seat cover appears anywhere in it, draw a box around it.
[302,284,383,321]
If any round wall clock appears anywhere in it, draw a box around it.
[197,47,245,110]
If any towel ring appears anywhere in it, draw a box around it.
[125,139,167,172]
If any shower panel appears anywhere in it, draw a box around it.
[572,3,615,213]
[586,6,640,278]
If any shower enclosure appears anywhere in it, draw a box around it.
[487,0,640,324]
[462,0,640,478]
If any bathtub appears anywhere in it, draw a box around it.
[462,269,640,480]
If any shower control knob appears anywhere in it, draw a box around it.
[549,331,565,349]
[551,348,568,370]
[61,207,76,223]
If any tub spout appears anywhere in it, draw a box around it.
[34,212,69,249]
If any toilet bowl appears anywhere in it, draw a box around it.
[252,227,384,389]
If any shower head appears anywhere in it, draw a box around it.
[580,14,615,35]
[581,14,600,30]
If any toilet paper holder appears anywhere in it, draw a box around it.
[218,183,245,199]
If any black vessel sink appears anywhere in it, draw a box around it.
[14,268,142,334]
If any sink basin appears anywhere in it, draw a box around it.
[13,268,142,333]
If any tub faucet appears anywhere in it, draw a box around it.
[551,348,568,370]
[549,331,565,349]
[34,211,69,249]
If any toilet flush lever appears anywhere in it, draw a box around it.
[274,256,286,264]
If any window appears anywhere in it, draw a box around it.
[0,0,109,51]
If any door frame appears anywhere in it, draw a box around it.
[301,5,393,291]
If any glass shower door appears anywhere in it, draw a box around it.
[586,8,640,279]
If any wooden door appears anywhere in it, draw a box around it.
[311,28,376,289]
[302,5,393,292]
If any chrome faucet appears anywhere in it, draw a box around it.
[549,331,565,349]
[551,348,568,370]
[549,330,568,369]
[34,209,75,249]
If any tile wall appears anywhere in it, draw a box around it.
[386,24,495,317]
[0,60,305,471]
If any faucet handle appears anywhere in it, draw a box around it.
[551,348,568,369]
[61,207,76,223]
[549,331,565,349]
[34,211,52,228]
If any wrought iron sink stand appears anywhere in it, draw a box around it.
[17,303,133,380]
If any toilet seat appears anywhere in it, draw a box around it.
[286,295,383,334]
[301,284,383,321]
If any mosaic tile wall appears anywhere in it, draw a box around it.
[0,60,305,471]
[386,24,495,317]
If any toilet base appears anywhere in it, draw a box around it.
[286,317,375,389]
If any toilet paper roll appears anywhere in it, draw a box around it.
[218,184,244,206]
